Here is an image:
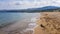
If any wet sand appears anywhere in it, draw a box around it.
[0,20,28,34]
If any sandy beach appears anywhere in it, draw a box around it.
[34,12,60,34]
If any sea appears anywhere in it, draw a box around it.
[0,12,40,26]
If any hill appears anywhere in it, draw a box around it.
[0,6,60,13]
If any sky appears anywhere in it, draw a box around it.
[0,0,60,10]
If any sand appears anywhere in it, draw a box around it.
[34,12,60,34]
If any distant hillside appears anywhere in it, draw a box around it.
[0,6,60,13]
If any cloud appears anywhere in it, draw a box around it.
[0,0,60,10]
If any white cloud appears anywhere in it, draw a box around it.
[0,0,60,10]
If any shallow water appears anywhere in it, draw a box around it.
[0,13,40,34]
[0,13,40,26]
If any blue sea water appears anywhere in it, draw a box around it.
[0,13,39,26]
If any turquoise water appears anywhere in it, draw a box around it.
[0,13,39,25]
